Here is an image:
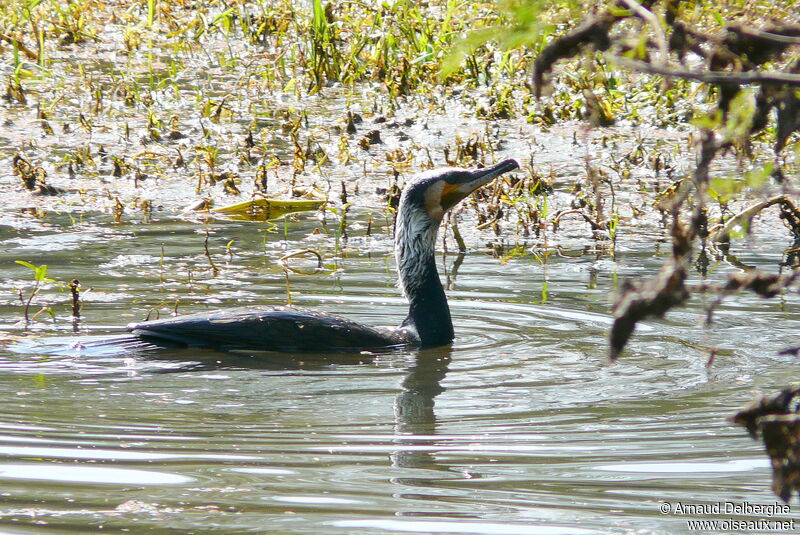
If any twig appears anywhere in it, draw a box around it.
[203,229,220,275]
[728,25,800,46]
[450,212,466,253]
[475,213,502,230]
[552,209,605,231]
[68,279,81,319]
[709,195,791,243]
[532,13,618,96]
[0,33,38,60]
[279,249,323,275]
[610,56,800,86]
[619,0,668,66]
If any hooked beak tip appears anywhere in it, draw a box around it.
[471,158,520,182]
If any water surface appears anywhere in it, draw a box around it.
[0,210,798,534]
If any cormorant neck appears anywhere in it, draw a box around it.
[395,208,453,347]
[400,254,453,346]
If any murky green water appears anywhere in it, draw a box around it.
[0,208,798,535]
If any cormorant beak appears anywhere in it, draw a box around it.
[440,158,520,211]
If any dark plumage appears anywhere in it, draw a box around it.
[128,159,519,351]
[129,306,411,351]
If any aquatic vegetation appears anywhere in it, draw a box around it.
[14,260,57,323]
[278,248,324,304]
[210,195,326,221]
[67,278,81,319]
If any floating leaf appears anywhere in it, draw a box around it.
[210,197,326,221]
[15,260,55,283]
[15,260,37,271]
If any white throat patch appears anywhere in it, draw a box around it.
[394,191,439,300]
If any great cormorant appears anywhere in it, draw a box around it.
[127,159,519,351]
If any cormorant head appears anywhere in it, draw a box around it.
[400,158,520,222]
[395,159,519,300]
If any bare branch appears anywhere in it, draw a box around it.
[709,196,794,243]
[610,56,800,86]
[619,0,668,66]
